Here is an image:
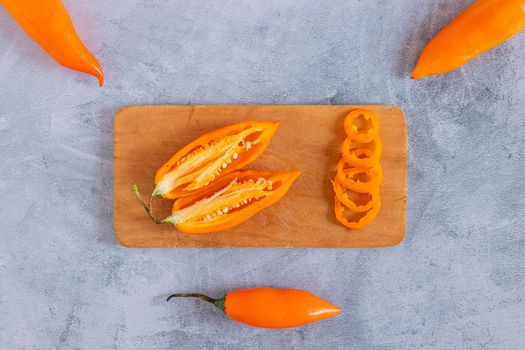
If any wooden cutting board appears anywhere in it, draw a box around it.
[114,105,406,248]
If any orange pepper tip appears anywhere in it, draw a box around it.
[266,120,280,135]
[81,61,104,86]
[411,63,427,80]
[334,306,342,316]
[81,56,104,86]
[96,72,104,87]
[327,303,342,316]
[287,169,302,181]
[91,63,104,87]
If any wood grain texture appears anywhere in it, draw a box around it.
[114,105,407,248]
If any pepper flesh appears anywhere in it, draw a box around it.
[163,170,301,233]
[167,287,341,329]
[412,0,525,79]
[154,121,279,199]
[1,0,104,85]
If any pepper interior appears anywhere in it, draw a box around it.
[154,127,265,196]
[349,112,373,132]
[165,176,279,226]
[336,200,373,222]
[341,189,373,206]
[348,171,371,183]
[354,149,372,159]
[346,139,379,154]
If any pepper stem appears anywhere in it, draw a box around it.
[166,293,225,312]
[131,183,163,224]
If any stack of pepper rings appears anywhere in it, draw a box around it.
[332,109,383,230]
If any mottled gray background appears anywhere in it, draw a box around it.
[0,0,523,349]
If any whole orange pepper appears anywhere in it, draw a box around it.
[167,287,341,328]
[1,0,104,85]
[413,0,525,79]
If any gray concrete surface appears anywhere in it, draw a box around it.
[0,0,523,349]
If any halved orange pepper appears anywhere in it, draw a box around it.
[334,196,381,230]
[153,121,279,199]
[341,134,382,168]
[336,158,383,193]
[136,170,301,234]
[343,109,380,143]
[332,176,378,212]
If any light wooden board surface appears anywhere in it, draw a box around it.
[114,105,407,248]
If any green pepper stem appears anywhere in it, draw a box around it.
[131,183,163,224]
[167,293,225,312]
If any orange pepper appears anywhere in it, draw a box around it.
[413,0,525,79]
[154,121,279,199]
[167,287,341,328]
[1,0,104,85]
[332,175,378,212]
[343,109,380,143]
[334,196,381,230]
[334,108,383,230]
[341,134,382,168]
[134,170,301,233]
[336,158,383,193]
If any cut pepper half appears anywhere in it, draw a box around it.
[161,170,301,233]
[341,134,382,168]
[343,109,380,143]
[154,121,279,199]
[332,176,378,212]
[334,196,381,230]
[336,159,383,193]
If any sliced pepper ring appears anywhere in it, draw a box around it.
[336,159,383,193]
[332,176,378,212]
[343,109,380,143]
[334,196,381,230]
[341,135,382,168]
